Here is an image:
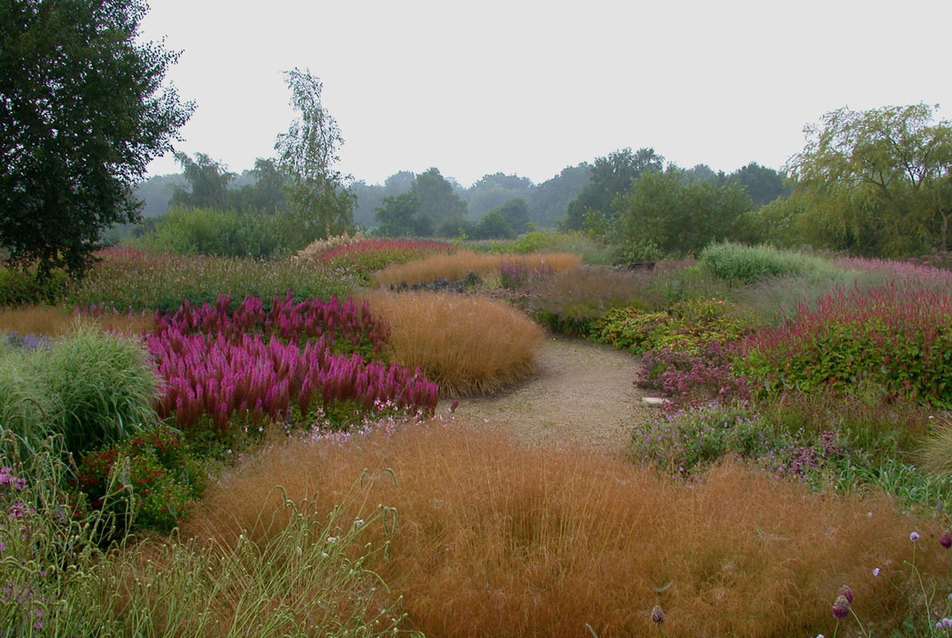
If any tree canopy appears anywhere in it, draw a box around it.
[561,147,663,231]
[0,0,193,276]
[787,104,952,256]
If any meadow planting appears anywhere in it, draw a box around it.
[4,237,952,635]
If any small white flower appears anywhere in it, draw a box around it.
[326,536,338,544]
[873,567,880,577]
[354,518,365,529]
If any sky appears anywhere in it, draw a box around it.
[140,0,952,187]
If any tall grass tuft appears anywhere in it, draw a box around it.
[0,304,154,337]
[183,421,950,638]
[372,250,581,287]
[0,322,159,460]
[700,242,842,284]
[366,291,544,396]
[40,322,159,457]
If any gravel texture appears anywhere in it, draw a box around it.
[438,336,657,456]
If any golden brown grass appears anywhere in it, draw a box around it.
[371,250,581,287]
[366,290,545,396]
[183,421,950,638]
[0,305,153,337]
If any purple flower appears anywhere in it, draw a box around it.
[650,604,665,624]
[832,594,851,621]
[910,531,921,542]
[837,585,853,604]
[872,567,880,577]
[936,618,952,629]
[940,532,952,550]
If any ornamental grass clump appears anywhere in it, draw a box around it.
[183,421,952,638]
[372,250,580,287]
[305,237,457,283]
[739,284,952,407]
[365,290,544,396]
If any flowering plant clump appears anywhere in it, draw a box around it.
[739,284,952,408]
[498,259,554,290]
[629,402,782,475]
[639,341,750,410]
[148,295,438,434]
[153,293,389,359]
[73,424,203,536]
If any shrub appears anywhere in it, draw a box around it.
[134,207,297,259]
[73,424,204,536]
[182,420,951,638]
[68,247,355,312]
[739,284,952,407]
[372,250,581,287]
[468,230,618,264]
[365,291,544,396]
[700,242,841,284]
[0,264,70,306]
[594,298,746,355]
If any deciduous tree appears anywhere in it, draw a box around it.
[0,0,193,276]
[275,68,354,241]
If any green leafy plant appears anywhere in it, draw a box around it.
[73,424,204,536]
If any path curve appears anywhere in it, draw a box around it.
[438,336,657,456]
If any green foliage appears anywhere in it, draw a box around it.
[134,206,302,258]
[594,297,746,354]
[472,208,516,239]
[0,264,70,306]
[0,0,193,277]
[37,324,159,457]
[170,152,234,209]
[0,324,158,461]
[739,286,952,408]
[74,424,204,535]
[730,162,791,206]
[789,103,952,256]
[464,173,533,219]
[68,247,354,312]
[699,242,842,284]
[630,402,788,476]
[562,147,663,231]
[612,168,754,258]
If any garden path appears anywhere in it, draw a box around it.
[438,336,656,456]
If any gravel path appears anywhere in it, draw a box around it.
[438,336,657,456]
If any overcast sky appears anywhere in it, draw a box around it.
[140,0,952,187]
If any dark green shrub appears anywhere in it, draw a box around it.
[0,265,71,306]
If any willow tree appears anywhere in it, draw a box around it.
[788,104,952,256]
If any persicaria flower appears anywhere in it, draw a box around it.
[650,604,665,624]
[941,532,952,550]
[832,594,851,620]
